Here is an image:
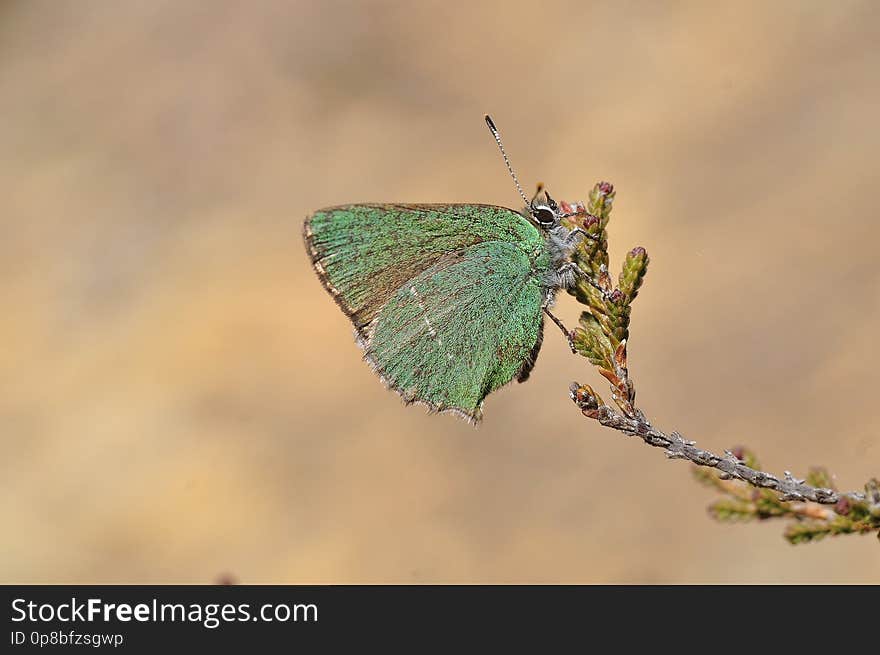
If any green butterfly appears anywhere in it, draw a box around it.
[304,116,599,423]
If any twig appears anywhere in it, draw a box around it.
[568,383,866,505]
[562,181,878,543]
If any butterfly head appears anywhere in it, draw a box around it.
[529,185,561,230]
[484,115,575,231]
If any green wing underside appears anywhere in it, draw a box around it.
[304,204,550,422]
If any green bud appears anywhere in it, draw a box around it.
[571,312,615,370]
[618,246,649,304]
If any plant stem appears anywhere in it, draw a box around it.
[569,382,867,506]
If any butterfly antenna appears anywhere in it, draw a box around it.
[485,115,530,208]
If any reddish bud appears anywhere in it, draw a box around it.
[629,246,647,258]
[598,181,614,195]
[835,497,852,516]
[608,289,624,304]
[731,446,746,461]
[582,214,600,230]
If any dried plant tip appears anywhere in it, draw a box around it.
[570,382,603,418]
[597,367,620,388]
[574,384,600,409]
[614,340,627,370]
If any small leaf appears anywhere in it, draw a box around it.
[571,312,615,370]
[708,498,757,522]
[753,491,789,519]
[785,522,831,545]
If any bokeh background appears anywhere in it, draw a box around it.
[2,0,879,583]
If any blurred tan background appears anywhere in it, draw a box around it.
[2,0,879,583]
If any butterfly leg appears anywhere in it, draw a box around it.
[556,262,612,300]
[543,307,577,353]
[562,227,600,246]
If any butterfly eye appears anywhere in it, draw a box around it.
[532,204,557,227]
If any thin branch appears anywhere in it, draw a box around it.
[568,383,867,505]
[559,180,879,542]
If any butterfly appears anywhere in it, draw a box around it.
[303,116,600,423]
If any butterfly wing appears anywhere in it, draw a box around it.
[304,203,550,422]
[366,242,546,422]
[304,204,542,335]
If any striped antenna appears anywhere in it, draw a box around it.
[484,115,530,208]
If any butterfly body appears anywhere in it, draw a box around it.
[304,202,582,422]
